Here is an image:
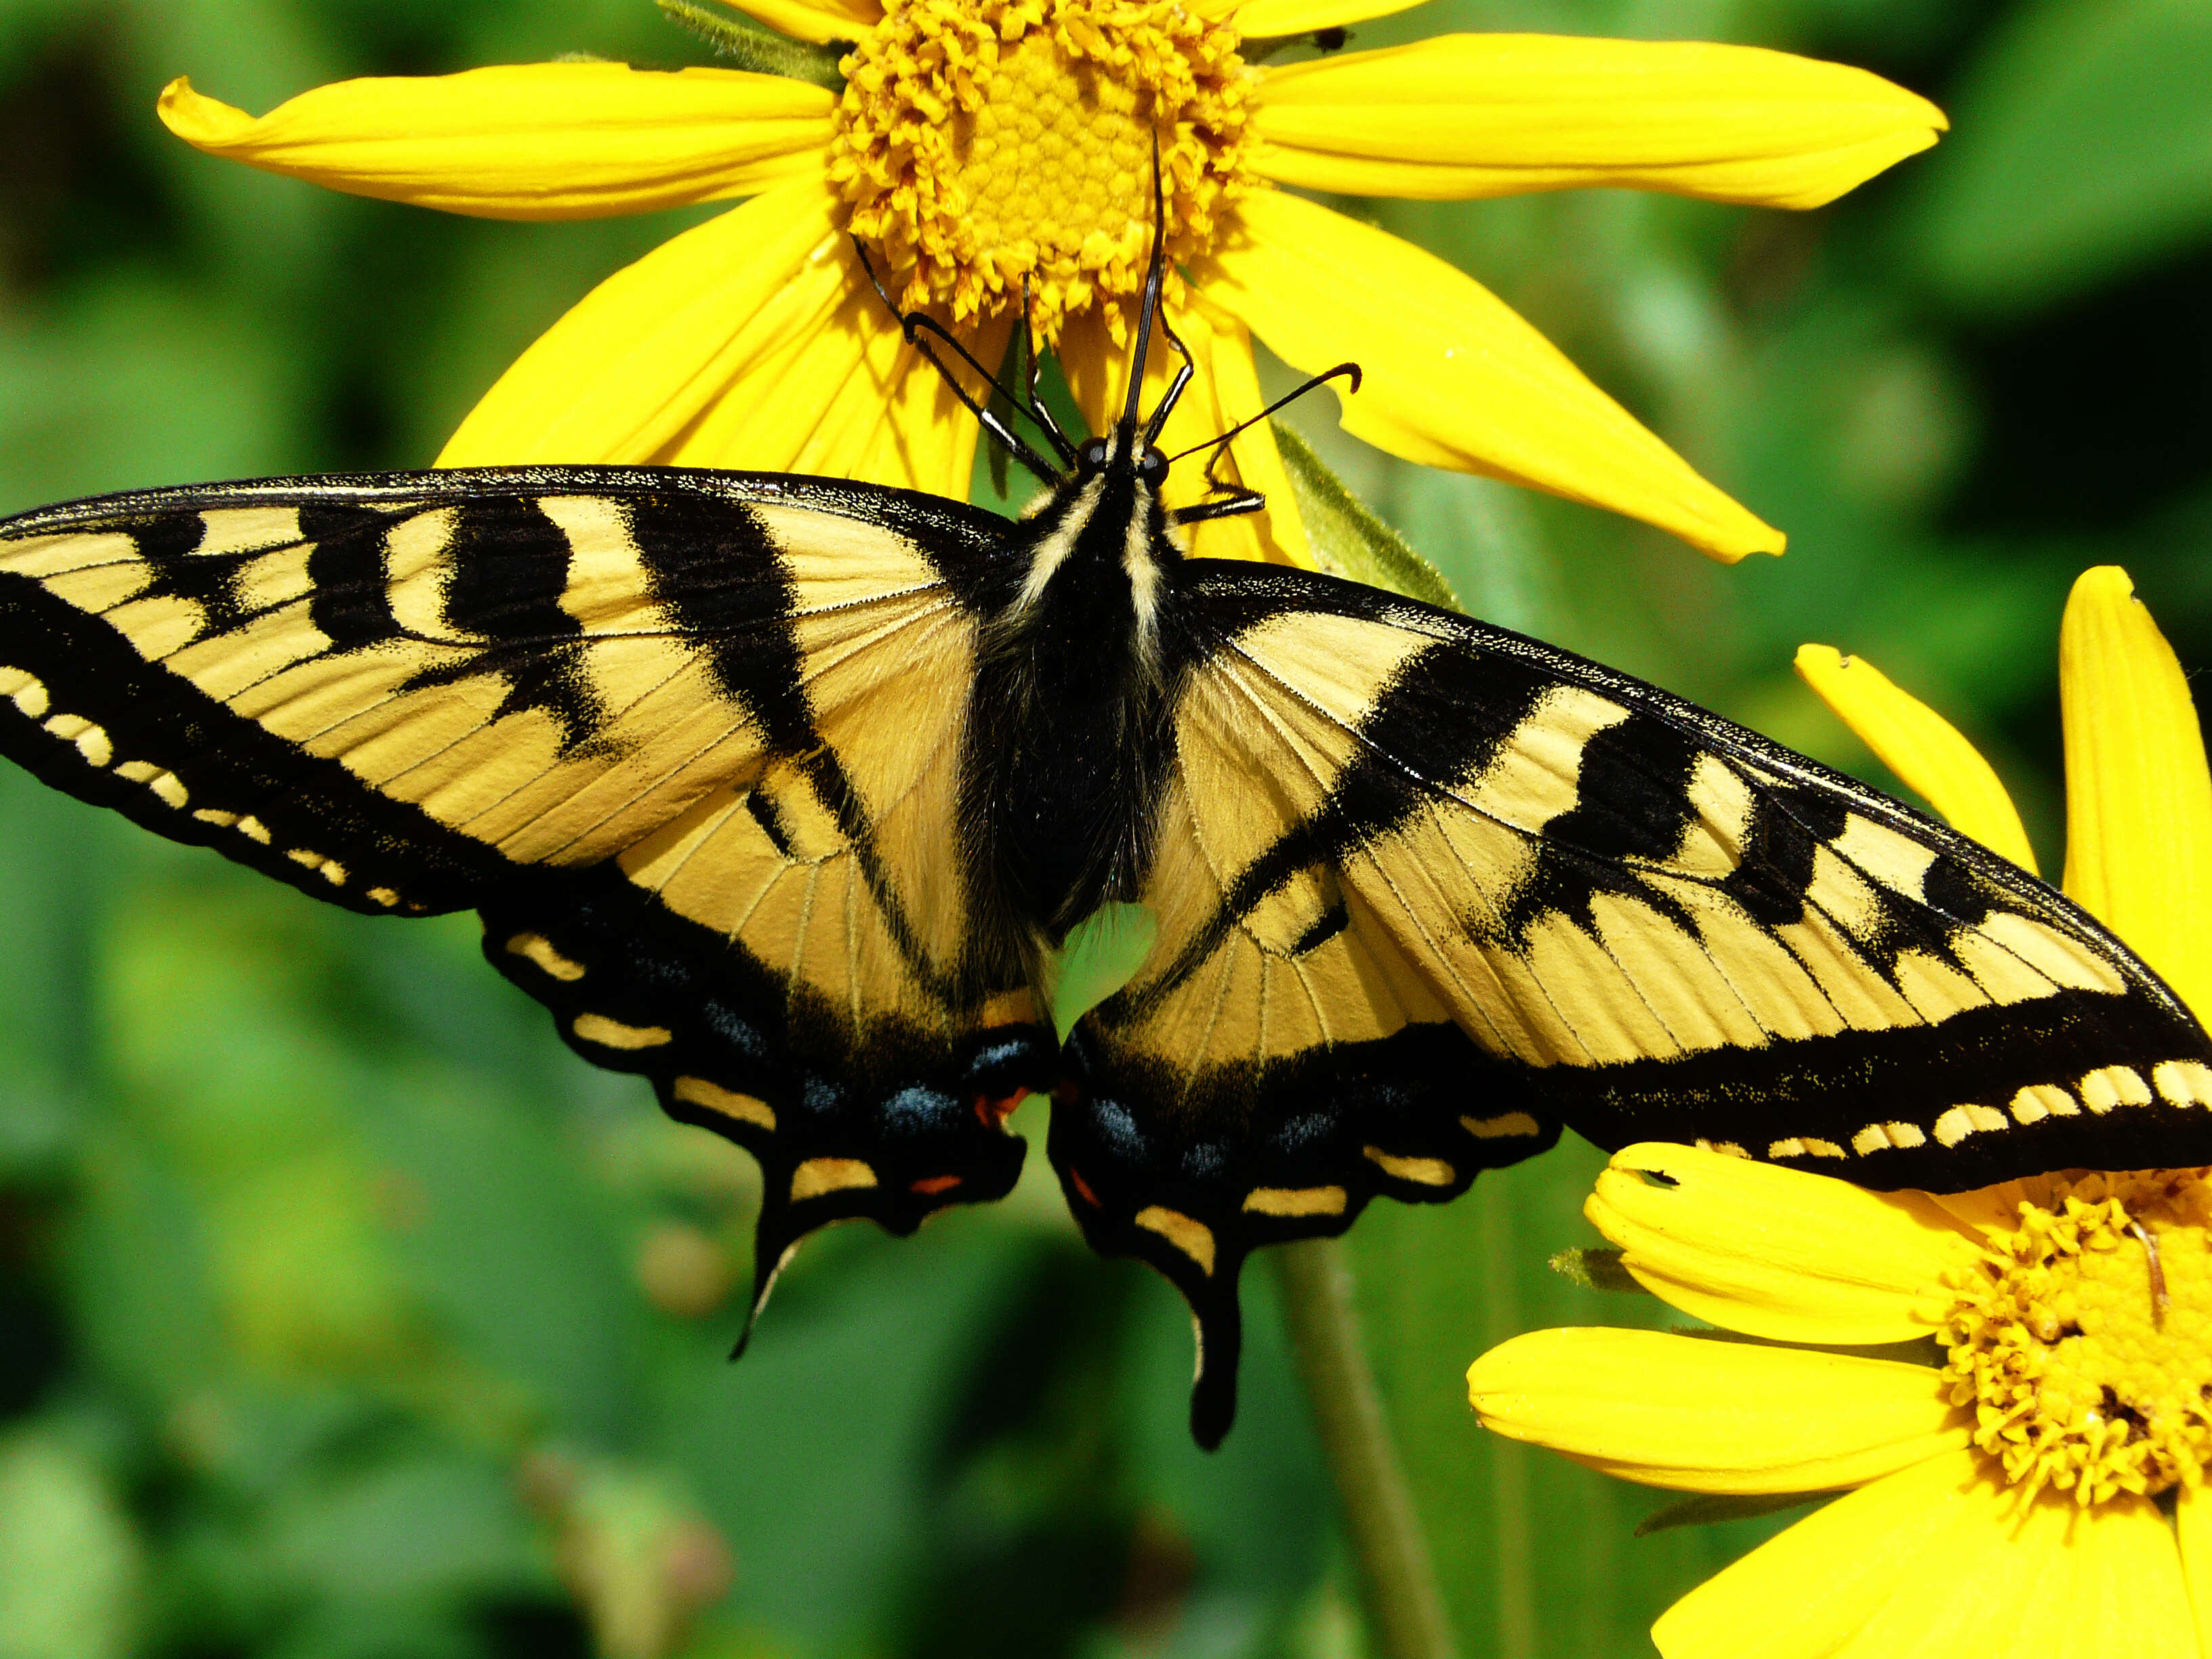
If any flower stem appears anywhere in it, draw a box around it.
[1271,1237,1458,1659]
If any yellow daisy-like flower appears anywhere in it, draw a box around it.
[155,0,1944,566]
[1467,565,2212,1658]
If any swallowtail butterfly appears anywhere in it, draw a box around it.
[2,263,2207,1446]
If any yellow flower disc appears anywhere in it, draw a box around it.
[1941,1169,2212,1506]
[827,0,1253,342]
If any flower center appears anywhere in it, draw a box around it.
[827,0,1252,342]
[1942,1169,2212,1504]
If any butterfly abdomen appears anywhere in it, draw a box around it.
[964,451,1183,964]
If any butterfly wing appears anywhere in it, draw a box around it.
[0,467,1060,1309]
[1063,563,2212,1439]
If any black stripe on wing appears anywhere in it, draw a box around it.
[401,494,606,749]
[0,544,501,914]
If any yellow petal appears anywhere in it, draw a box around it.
[1252,35,1944,207]
[158,68,830,220]
[1919,1175,2060,1243]
[1219,0,1425,35]
[1794,644,2038,876]
[1200,194,1784,561]
[438,180,841,466]
[1468,1327,1961,1494]
[1653,1454,2190,1659]
[1058,298,1312,566]
[2060,565,2212,1024]
[1586,1143,1978,1345]
[668,279,1006,497]
[2177,1483,2212,1657]
[1998,1493,2194,1659]
[718,0,880,44]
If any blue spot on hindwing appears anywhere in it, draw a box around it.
[883,1086,959,1131]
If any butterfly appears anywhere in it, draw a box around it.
[3,260,2209,1448]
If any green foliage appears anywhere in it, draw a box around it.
[1273,422,1460,611]
[1,0,2209,1655]
[1042,904,1159,1044]
[1914,0,2212,314]
[0,1427,144,1659]
[653,0,849,89]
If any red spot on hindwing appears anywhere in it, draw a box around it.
[974,1088,1029,1128]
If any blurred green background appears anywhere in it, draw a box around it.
[2,0,2209,1654]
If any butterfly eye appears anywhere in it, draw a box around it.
[1137,447,1169,486]
[1080,438,1111,472]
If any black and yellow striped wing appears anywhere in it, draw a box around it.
[0,467,1059,1306]
[1062,565,2212,1410]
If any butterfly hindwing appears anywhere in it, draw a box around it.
[1063,564,2212,1325]
[0,467,1059,1292]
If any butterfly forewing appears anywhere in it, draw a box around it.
[0,468,1058,1286]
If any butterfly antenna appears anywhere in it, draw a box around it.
[1164,361,1362,466]
[1162,361,1361,526]
[1019,276,1078,459]
[851,239,1068,481]
[1122,142,1172,435]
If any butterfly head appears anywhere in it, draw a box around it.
[1076,429,1171,493]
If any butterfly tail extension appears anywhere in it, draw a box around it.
[1050,1023,1561,1446]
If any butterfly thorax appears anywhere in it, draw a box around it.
[962,424,1183,983]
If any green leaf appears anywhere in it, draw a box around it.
[1271,422,1460,612]
[1040,903,1157,1044]
[1634,1490,1831,1538]
[268,1454,546,1603]
[1546,1248,1650,1294]
[655,0,848,89]
[0,1431,142,1659]
[1914,0,2212,314]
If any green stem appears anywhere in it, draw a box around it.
[1272,1238,1458,1659]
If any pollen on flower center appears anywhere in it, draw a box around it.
[826,0,1252,342]
[1941,1169,2212,1506]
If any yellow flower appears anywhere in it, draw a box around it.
[155,1,1944,566]
[1467,565,2212,1659]
[1796,566,2212,1018]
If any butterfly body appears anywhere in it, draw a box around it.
[4,446,2211,1446]
[965,430,1181,978]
